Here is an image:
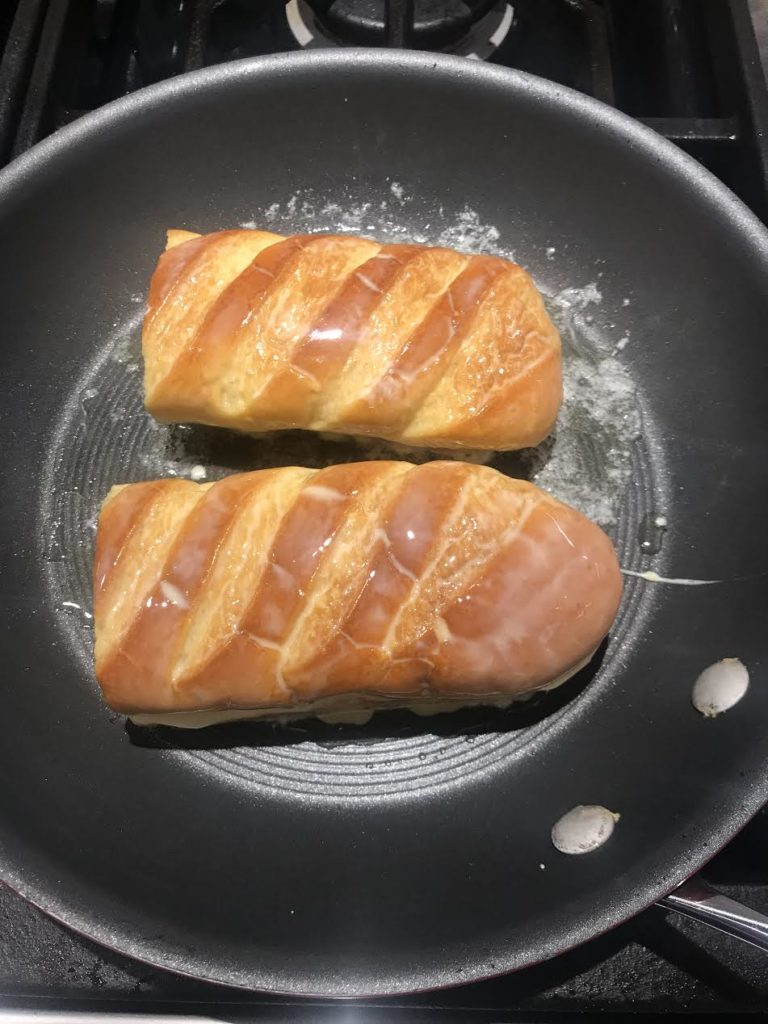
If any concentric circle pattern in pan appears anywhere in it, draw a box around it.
[1,51,767,996]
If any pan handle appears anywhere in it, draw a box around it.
[658,876,768,952]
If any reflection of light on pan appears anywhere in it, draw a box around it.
[285,1,516,60]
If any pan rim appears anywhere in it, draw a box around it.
[2,48,768,996]
[0,46,767,263]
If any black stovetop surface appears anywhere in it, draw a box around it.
[2,1,768,1018]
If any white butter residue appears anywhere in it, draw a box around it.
[621,569,717,586]
[252,189,507,257]
[303,484,345,503]
[433,615,453,644]
[60,600,93,621]
[160,581,188,609]
[535,281,640,528]
[189,464,207,481]
[551,805,620,855]
[692,658,749,717]
[550,282,603,313]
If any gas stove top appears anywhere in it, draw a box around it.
[2,1,768,1019]
[4,0,768,220]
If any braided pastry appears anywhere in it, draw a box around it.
[142,229,562,451]
[93,462,621,725]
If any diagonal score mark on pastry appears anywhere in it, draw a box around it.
[175,460,399,706]
[256,243,424,422]
[93,463,622,726]
[338,255,511,435]
[143,230,562,451]
[144,229,283,399]
[95,469,308,712]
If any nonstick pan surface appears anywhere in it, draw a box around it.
[1,51,767,997]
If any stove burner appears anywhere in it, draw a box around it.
[286,0,515,58]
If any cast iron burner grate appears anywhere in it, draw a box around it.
[1,1,768,1019]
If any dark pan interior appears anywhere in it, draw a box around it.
[0,51,767,997]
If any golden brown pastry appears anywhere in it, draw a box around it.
[142,229,561,451]
[93,462,622,726]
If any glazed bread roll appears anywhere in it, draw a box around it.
[93,462,622,726]
[142,229,562,451]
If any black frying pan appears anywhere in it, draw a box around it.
[1,50,767,997]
